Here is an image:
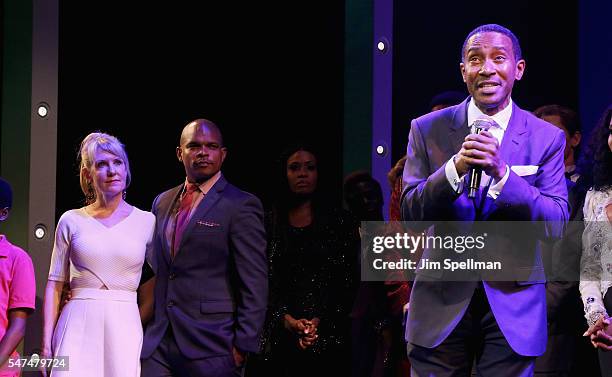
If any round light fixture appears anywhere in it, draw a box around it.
[376,37,390,54]
[37,103,49,118]
[34,224,47,240]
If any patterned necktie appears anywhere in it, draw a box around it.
[172,183,199,258]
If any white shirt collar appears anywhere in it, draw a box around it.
[467,98,513,131]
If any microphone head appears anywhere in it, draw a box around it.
[470,118,494,134]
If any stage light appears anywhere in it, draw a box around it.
[376,38,389,54]
[37,103,49,118]
[34,224,47,240]
[376,144,386,156]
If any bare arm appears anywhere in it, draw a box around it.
[0,309,29,368]
[138,276,155,325]
[42,280,64,357]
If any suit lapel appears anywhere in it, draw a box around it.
[448,98,470,158]
[175,175,228,257]
[499,102,527,166]
[481,103,528,217]
[158,185,182,266]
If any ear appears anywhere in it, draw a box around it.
[82,167,92,181]
[460,62,467,83]
[220,147,228,164]
[0,207,9,222]
[176,146,183,162]
[570,131,581,148]
[514,59,526,81]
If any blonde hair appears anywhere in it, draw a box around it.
[78,132,131,203]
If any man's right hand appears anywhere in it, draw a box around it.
[455,131,506,180]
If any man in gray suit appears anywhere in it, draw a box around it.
[141,119,268,377]
[401,24,569,376]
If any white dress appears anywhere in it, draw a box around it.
[48,207,155,377]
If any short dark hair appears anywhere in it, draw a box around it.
[533,105,581,136]
[343,171,376,199]
[461,24,522,62]
[0,177,13,209]
[343,170,383,208]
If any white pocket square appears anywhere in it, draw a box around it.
[511,165,538,176]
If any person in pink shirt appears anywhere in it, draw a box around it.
[0,177,36,376]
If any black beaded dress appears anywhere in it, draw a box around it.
[252,208,359,377]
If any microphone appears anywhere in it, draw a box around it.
[467,118,494,199]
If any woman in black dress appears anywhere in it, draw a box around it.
[251,144,359,377]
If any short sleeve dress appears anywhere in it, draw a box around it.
[48,207,155,377]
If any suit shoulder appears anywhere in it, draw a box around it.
[223,183,263,206]
[521,108,565,139]
[153,184,181,203]
[412,104,459,135]
[157,184,182,200]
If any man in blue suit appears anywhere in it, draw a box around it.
[401,24,569,376]
[142,119,268,377]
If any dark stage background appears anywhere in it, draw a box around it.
[56,2,345,216]
[55,1,586,218]
[391,0,579,164]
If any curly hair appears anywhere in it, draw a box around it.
[387,155,407,186]
[578,104,612,191]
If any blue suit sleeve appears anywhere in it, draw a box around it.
[401,119,461,223]
[229,194,268,353]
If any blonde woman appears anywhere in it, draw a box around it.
[42,132,155,376]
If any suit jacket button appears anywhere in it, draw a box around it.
[504,203,511,208]
[167,301,174,308]
[169,273,176,280]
